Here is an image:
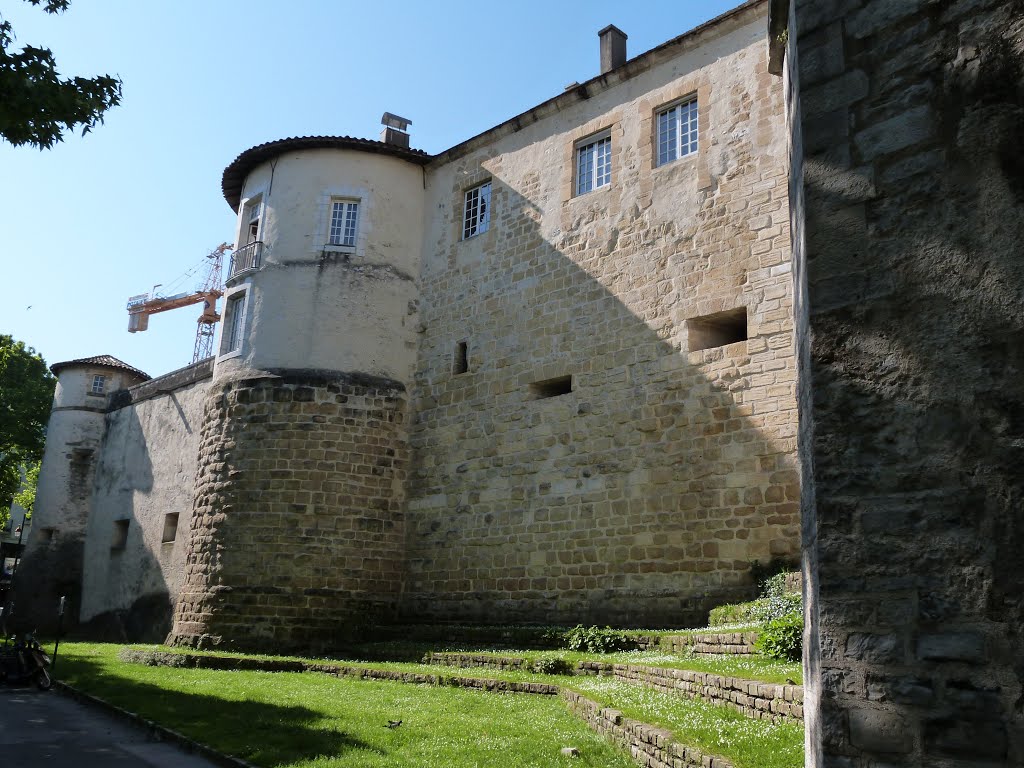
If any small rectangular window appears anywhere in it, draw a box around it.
[221,292,246,355]
[687,307,748,352]
[576,133,611,195]
[91,374,106,394]
[111,519,129,550]
[657,97,698,167]
[329,200,360,247]
[463,182,491,239]
[531,375,573,399]
[162,513,179,543]
[453,340,468,375]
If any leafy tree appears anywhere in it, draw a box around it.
[0,336,54,526]
[11,460,40,518]
[0,0,122,149]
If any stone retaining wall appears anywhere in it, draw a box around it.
[427,652,802,723]
[612,664,802,723]
[664,632,758,655]
[425,652,532,671]
[562,690,734,768]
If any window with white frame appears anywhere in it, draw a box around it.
[462,181,491,239]
[244,199,261,244]
[221,292,246,355]
[328,199,360,247]
[657,97,699,166]
[575,132,612,196]
[91,374,106,394]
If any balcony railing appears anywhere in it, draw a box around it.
[228,241,263,280]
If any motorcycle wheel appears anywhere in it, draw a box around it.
[34,669,52,691]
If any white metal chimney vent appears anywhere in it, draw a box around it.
[380,112,412,148]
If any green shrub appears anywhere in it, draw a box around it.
[755,610,803,661]
[750,591,802,624]
[562,625,630,653]
[708,600,759,626]
[531,657,572,675]
[760,572,790,598]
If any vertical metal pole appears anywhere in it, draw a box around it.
[52,596,65,675]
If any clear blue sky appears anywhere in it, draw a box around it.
[1,0,743,378]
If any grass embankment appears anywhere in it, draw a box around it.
[59,643,632,768]
[571,677,804,768]
[58,642,804,768]
[343,642,801,686]
[121,637,802,685]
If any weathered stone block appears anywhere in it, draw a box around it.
[847,707,913,754]
[916,632,986,664]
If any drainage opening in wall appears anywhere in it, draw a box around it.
[162,513,179,543]
[531,375,573,399]
[687,306,748,352]
[111,519,129,550]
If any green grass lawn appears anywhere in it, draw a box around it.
[59,643,634,768]
[58,642,805,768]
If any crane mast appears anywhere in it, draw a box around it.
[126,243,232,364]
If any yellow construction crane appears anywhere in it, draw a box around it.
[126,243,232,363]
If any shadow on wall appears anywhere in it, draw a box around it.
[402,35,799,628]
[75,402,169,642]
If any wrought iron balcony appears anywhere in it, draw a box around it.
[227,241,263,279]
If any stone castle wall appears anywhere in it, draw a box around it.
[79,360,213,641]
[402,12,799,627]
[785,0,1024,763]
[35,3,803,646]
[168,370,409,651]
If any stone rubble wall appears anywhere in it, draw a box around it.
[168,371,409,652]
[785,0,1024,763]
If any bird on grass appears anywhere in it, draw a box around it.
[385,720,402,729]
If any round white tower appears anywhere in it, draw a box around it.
[170,134,429,651]
[16,356,149,630]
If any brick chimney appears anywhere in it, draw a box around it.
[598,25,627,74]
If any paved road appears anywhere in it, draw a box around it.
[0,687,224,768]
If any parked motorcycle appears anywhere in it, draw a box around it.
[0,631,52,690]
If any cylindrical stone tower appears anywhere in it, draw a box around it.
[168,135,429,652]
[16,356,149,631]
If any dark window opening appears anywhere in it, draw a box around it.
[687,307,748,352]
[41,528,56,543]
[531,375,573,399]
[454,341,468,375]
[111,519,129,550]
[162,513,179,543]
